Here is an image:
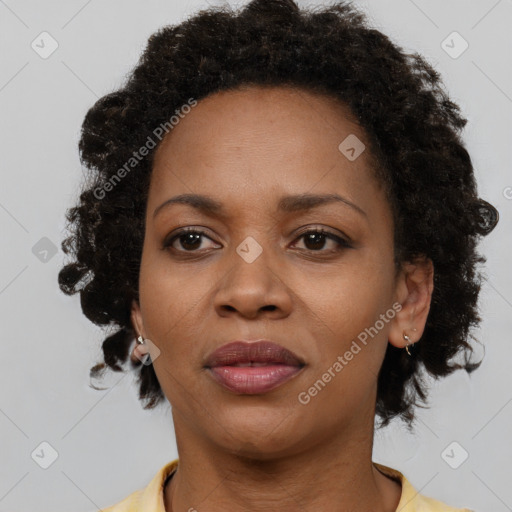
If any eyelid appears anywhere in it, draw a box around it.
[162,226,218,249]
[163,225,352,253]
[292,226,353,247]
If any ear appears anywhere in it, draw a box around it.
[130,299,145,338]
[130,299,150,363]
[388,257,434,349]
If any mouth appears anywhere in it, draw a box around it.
[204,340,305,394]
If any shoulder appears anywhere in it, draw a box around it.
[101,459,179,512]
[373,462,474,512]
[101,489,142,512]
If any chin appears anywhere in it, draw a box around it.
[224,438,301,461]
[208,407,308,458]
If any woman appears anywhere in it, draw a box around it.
[58,0,498,510]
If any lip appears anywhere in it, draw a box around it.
[204,340,305,394]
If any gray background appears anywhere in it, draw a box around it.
[1,0,511,511]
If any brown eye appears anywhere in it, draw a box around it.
[293,228,351,252]
[163,228,219,252]
[163,227,351,255]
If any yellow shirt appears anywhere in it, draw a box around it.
[101,459,473,511]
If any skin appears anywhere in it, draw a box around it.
[131,85,434,512]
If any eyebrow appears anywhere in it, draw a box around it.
[152,192,367,219]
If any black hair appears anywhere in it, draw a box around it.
[58,0,499,429]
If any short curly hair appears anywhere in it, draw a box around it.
[58,0,498,429]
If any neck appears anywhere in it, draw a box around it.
[164,410,401,512]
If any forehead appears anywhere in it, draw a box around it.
[149,85,386,219]
[152,85,365,165]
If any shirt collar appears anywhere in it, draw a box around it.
[137,459,421,512]
[138,458,179,511]
[373,461,425,510]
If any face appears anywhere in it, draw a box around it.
[131,85,426,458]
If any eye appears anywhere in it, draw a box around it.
[163,228,219,253]
[163,227,352,255]
[291,228,352,253]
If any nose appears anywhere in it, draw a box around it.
[213,246,293,320]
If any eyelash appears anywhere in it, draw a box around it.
[162,227,352,255]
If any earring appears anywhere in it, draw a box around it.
[133,334,151,365]
[403,333,413,356]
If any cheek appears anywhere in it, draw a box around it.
[304,263,396,397]
[312,259,394,330]
[299,268,395,417]
[137,251,207,357]
[138,260,209,405]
